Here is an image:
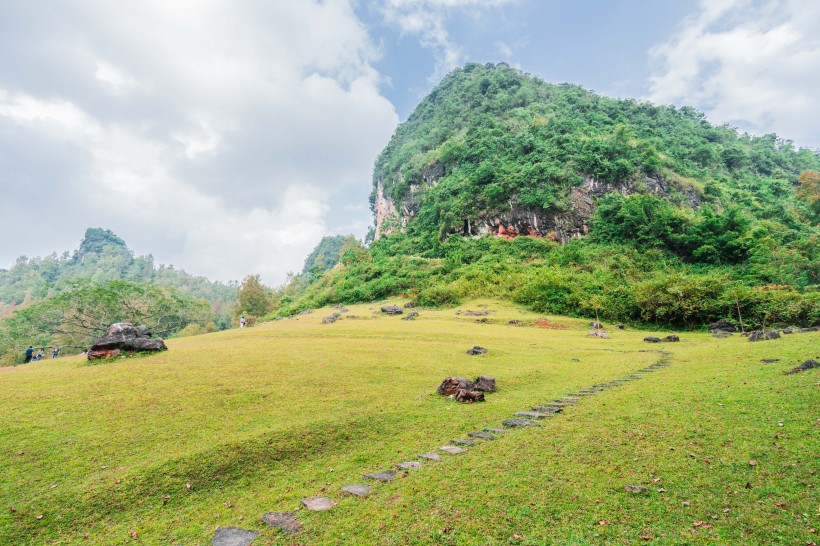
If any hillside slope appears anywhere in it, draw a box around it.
[2,301,817,544]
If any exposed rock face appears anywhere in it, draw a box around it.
[88,323,167,360]
[437,377,476,395]
[374,170,700,241]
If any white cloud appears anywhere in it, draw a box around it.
[0,1,400,284]
[381,0,514,80]
[648,0,820,149]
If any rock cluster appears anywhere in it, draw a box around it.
[643,335,679,343]
[87,323,167,360]
[747,330,780,342]
[437,374,496,403]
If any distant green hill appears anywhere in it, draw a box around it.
[273,63,819,328]
[0,228,238,314]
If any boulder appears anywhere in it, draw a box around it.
[643,336,661,343]
[403,301,417,309]
[748,330,781,342]
[708,319,737,333]
[402,311,419,321]
[466,346,488,355]
[474,375,496,392]
[454,389,485,403]
[589,329,609,339]
[437,377,476,396]
[464,310,490,316]
[380,305,403,315]
[589,321,604,329]
[616,324,625,330]
[785,359,819,375]
[508,319,524,326]
[661,335,680,342]
[88,323,167,360]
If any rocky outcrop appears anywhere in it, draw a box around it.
[374,168,701,242]
[88,323,167,360]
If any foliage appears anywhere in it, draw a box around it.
[301,235,357,276]
[236,274,273,320]
[0,228,237,327]
[0,280,210,363]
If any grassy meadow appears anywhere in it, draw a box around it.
[1,300,817,545]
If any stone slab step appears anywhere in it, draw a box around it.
[301,497,335,511]
[363,470,397,482]
[514,411,549,419]
[451,439,476,446]
[502,419,540,427]
[439,445,467,455]
[531,406,562,413]
[468,431,495,440]
[483,427,506,433]
[418,452,441,461]
[261,512,301,535]
[341,484,371,497]
[213,527,259,546]
[396,461,422,470]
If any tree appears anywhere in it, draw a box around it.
[236,274,272,319]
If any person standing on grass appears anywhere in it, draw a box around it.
[52,347,61,359]
[240,316,246,328]
[24,346,33,363]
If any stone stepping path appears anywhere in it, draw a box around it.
[212,527,259,546]
[261,512,301,534]
[301,497,336,511]
[244,352,673,537]
[364,470,397,482]
[341,484,371,496]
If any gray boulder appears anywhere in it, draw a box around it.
[380,305,403,315]
[88,323,167,360]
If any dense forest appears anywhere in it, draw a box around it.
[271,63,819,329]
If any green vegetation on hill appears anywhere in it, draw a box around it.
[0,228,238,312]
[2,301,817,544]
[300,235,357,277]
[273,63,819,329]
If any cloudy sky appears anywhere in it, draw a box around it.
[1,0,818,285]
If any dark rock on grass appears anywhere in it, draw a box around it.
[748,330,781,342]
[402,311,419,321]
[589,329,609,338]
[300,497,336,511]
[466,345,488,355]
[643,335,678,343]
[502,419,540,427]
[589,321,604,329]
[341,484,371,497]
[451,439,476,446]
[797,326,820,333]
[708,319,737,333]
[644,336,661,343]
[531,406,562,413]
[88,322,167,360]
[296,309,314,316]
[437,377,476,396]
[785,359,819,375]
[624,485,649,494]
[712,332,730,339]
[261,512,300,534]
[403,301,417,308]
[483,427,505,434]
[616,324,625,330]
[454,389,485,403]
[322,314,339,324]
[212,527,259,546]
[363,470,397,482]
[760,358,780,364]
[474,375,496,392]
[661,335,680,342]
[508,319,524,326]
[380,305,403,315]
[464,310,490,317]
[468,431,495,440]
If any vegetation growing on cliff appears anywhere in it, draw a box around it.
[273,64,819,328]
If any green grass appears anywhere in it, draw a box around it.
[1,300,817,544]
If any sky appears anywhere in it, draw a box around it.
[1,0,818,285]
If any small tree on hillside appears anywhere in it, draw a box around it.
[236,274,272,322]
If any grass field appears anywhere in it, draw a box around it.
[1,300,817,545]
